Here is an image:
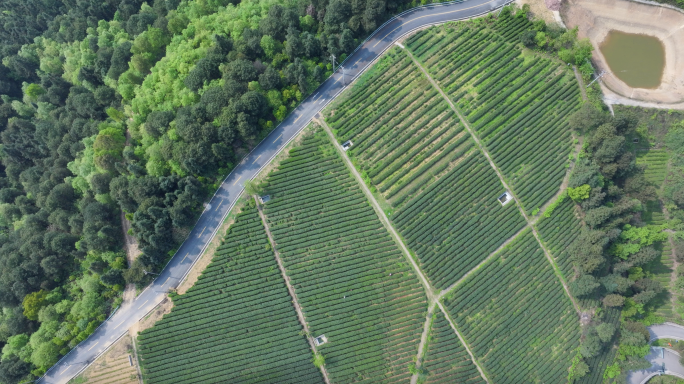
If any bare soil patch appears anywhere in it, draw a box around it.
[516,0,560,24]
[120,212,141,267]
[70,333,139,384]
[562,0,684,106]
[131,298,173,335]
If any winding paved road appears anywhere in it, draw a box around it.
[38,0,510,382]
[628,323,684,384]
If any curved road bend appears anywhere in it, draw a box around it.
[628,347,684,384]
[39,0,510,383]
[628,324,684,384]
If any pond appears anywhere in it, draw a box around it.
[599,30,665,89]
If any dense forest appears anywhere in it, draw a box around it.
[0,0,434,381]
[561,101,684,381]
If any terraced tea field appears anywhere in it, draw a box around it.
[138,15,589,384]
[328,48,473,206]
[326,48,526,290]
[261,129,427,384]
[391,151,526,289]
[637,149,669,188]
[443,231,580,383]
[646,240,677,322]
[420,310,485,384]
[406,21,581,214]
[536,197,582,283]
[137,208,322,384]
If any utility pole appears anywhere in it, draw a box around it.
[330,54,337,72]
[586,70,609,88]
[497,4,505,17]
[340,65,346,85]
[497,0,513,17]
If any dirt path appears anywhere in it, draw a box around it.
[120,130,142,306]
[254,197,331,384]
[403,47,581,315]
[319,119,490,384]
[120,211,141,305]
[437,225,530,301]
[410,303,437,384]
[436,302,491,383]
[319,119,436,302]
[573,66,588,101]
[120,211,140,268]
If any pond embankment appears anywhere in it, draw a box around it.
[562,0,684,108]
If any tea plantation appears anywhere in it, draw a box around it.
[137,15,591,384]
[536,196,582,282]
[407,22,582,214]
[261,129,428,384]
[325,49,527,290]
[391,151,526,289]
[137,208,322,384]
[443,231,580,383]
[327,48,472,206]
[420,310,486,384]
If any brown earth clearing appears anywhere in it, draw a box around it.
[516,0,563,24]
[69,333,139,384]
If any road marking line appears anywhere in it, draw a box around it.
[215,199,223,211]
[182,253,189,262]
[163,277,170,285]
[294,115,302,123]
[114,320,125,329]
[87,342,99,351]
[233,176,242,186]
[198,226,207,238]
[138,300,149,310]
[372,0,497,47]
[252,155,261,164]
[315,93,324,101]
[273,133,283,143]
[60,366,72,374]
[312,92,319,98]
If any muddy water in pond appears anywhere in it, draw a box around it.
[600,30,665,89]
